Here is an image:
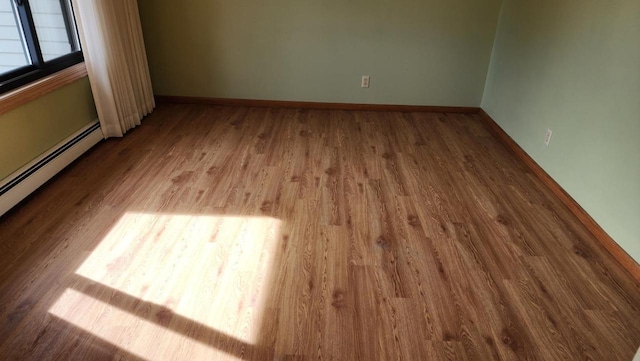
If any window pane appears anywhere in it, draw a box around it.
[0,0,31,75]
[30,0,78,61]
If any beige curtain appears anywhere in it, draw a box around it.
[72,0,155,138]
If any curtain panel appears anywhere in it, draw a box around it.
[72,0,155,138]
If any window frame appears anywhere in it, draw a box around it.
[0,0,83,95]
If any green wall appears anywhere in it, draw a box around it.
[0,78,97,180]
[138,0,502,106]
[483,0,640,262]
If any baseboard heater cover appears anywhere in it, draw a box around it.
[0,121,102,217]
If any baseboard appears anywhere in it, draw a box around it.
[478,109,640,283]
[155,95,480,114]
[0,121,103,217]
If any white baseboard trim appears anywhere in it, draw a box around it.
[0,121,103,217]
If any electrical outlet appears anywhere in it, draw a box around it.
[361,75,370,88]
[544,129,553,146]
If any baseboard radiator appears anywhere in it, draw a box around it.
[0,121,103,217]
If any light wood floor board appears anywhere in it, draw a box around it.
[0,104,638,360]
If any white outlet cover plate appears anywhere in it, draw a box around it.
[544,129,553,146]
[361,76,370,88]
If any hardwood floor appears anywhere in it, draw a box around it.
[0,104,638,360]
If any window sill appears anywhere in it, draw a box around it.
[0,63,88,116]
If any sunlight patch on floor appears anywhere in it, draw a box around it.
[49,213,282,360]
[49,288,238,360]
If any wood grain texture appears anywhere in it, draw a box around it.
[155,95,480,114]
[0,63,88,116]
[479,109,640,284]
[0,104,639,360]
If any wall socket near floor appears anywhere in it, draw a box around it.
[361,75,370,88]
[544,129,553,146]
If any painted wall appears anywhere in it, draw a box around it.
[138,0,502,106]
[0,77,97,180]
[482,0,640,261]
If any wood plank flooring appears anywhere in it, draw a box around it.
[0,104,638,360]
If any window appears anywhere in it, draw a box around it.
[0,0,82,94]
